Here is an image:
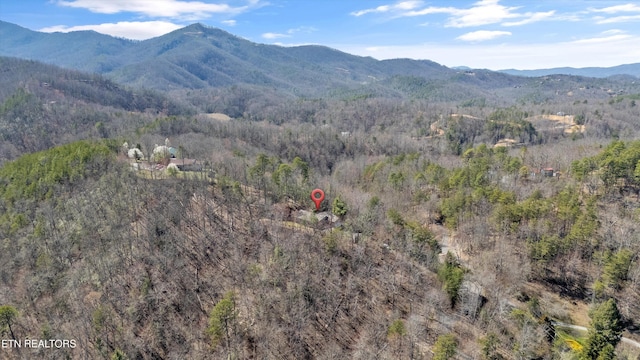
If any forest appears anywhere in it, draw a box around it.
[0,52,639,360]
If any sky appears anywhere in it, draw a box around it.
[2,0,640,70]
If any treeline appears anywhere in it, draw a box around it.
[0,57,192,115]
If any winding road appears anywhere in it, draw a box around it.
[552,322,640,349]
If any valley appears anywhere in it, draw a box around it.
[0,21,639,360]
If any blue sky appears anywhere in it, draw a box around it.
[2,0,640,70]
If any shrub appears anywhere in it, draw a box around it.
[433,334,457,360]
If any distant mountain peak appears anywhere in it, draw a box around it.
[170,23,247,42]
[185,22,207,30]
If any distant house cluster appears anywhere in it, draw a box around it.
[122,138,202,173]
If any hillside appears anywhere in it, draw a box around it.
[0,57,192,163]
[2,119,640,359]
[2,19,640,360]
[0,61,639,359]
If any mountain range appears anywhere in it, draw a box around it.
[0,21,453,93]
[2,20,638,95]
[499,63,640,78]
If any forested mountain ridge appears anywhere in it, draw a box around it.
[0,21,455,92]
[0,21,132,73]
[0,57,192,163]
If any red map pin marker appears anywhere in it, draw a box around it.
[310,189,325,211]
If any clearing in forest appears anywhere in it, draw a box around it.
[527,114,585,134]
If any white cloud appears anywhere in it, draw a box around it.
[456,30,511,41]
[39,21,183,40]
[502,10,555,26]
[595,14,640,24]
[351,5,391,17]
[443,0,521,28]
[590,3,640,14]
[221,19,237,26]
[396,1,423,11]
[570,34,633,44]
[355,0,559,28]
[402,6,456,17]
[601,29,626,35]
[351,1,422,16]
[589,3,640,23]
[262,32,290,39]
[56,0,261,20]
[261,26,317,40]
